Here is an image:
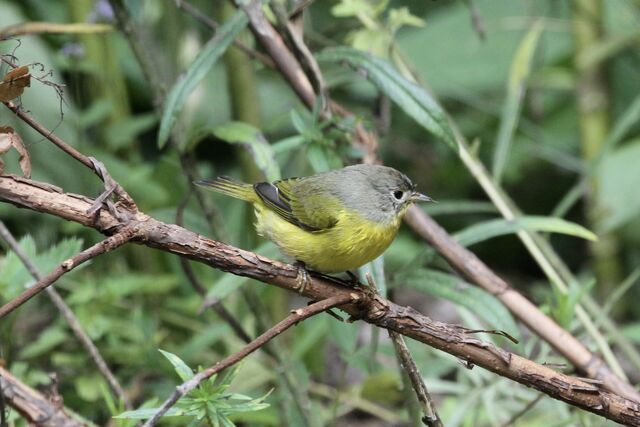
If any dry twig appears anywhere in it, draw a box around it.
[366,274,442,427]
[141,295,355,427]
[0,226,138,319]
[0,221,132,408]
[0,367,87,427]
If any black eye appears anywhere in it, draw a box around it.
[393,190,404,200]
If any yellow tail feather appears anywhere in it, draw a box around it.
[195,177,257,202]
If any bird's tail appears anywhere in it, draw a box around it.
[195,176,257,202]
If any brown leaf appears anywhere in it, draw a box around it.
[3,65,29,82]
[0,65,31,102]
[0,126,31,178]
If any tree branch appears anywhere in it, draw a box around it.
[0,366,87,427]
[1,175,639,425]
[0,224,138,319]
[0,221,132,409]
[142,294,354,427]
[2,101,135,209]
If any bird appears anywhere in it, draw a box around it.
[196,164,433,291]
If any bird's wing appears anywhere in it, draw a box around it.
[253,178,339,232]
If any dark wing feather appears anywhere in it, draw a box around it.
[253,179,338,232]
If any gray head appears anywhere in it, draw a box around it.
[314,164,433,223]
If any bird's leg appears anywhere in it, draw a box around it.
[294,261,310,294]
[345,270,360,286]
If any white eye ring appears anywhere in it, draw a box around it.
[393,190,404,200]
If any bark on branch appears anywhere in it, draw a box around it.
[1,174,639,425]
[0,366,86,427]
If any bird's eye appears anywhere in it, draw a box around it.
[393,190,404,200]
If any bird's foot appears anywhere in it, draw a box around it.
[295,262,310,294]
[345,270,360,286]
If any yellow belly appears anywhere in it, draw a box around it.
[254,205,400,273]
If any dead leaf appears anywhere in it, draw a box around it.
[0,65,31,102]
[0,126,31,178]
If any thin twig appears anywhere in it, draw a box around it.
[366,274,443,427]
[389,331,442,426]
[141,294,354,427]
[500,394,544,427]
[0,226,138,319]
[0,222,137,407]
[464,0,487,41]
[2,101,135,208]
[44,287,132,409]
[174,192,252,342]
[173,0,275,68]
[239,287,317,427]
[236,0,316,108]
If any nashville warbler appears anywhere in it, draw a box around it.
[196,164,433,289]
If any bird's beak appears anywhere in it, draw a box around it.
[411,191,435,203]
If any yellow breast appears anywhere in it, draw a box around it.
[254,205,401,273]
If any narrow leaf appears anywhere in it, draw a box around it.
[405,269,519,337]
[492,20,543,183]
[159,349,194,381]
[317,47,457,149]
[211,122,281,181]
[114,407,182,419]
[598,140,640,231]
[158,11,248,148]
[603,92,640,154]
[454,216,597,247]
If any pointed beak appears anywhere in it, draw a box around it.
[411,191,435,203]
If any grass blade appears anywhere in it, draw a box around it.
[492,20,543,183]
[454,215,597,247]
[157,11,248,148]
[317,47,457,149]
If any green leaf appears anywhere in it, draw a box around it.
[0,237,84,297]
[492,20,543,183]
[598,140,640,231]
[404,269,519,337]
[603,93,640,154]
[159,349,194,381]
[421,200,497,216]
[317,47,457,149]
[454,216,597,247]
[157,11,248,148]
[210,121,281,181]
[20,327,68,358]
[114,407,183,419]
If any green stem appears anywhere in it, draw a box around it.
[572,0,622,297]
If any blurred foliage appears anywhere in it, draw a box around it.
[1,0,639,426]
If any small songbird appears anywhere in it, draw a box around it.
[196,164,433,289]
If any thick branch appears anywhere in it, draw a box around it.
[0,367,85,427]
[1,175,639,425]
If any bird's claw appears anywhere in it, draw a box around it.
[295,263,310,294]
